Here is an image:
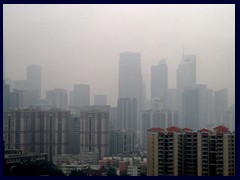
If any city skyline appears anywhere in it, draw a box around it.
[3,4,235,106]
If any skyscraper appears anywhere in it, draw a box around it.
[177,55,196,92]
[117,98,137,131]
[80,105,110,158]
[214,88,228,123]
[94,95,107,105]
[27,65,42,96]
[176,55,196,127]
[118,52,143,135]
[151,59,168,107]
[110,129,136,156]
[46,88,68,108]
[73,84,90,107]
[182,84,207,130]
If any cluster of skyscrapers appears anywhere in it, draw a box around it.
[3,51,235,176]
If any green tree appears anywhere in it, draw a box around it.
[107,167,117,176]
[10,160,65,176]
[69,170,87,176]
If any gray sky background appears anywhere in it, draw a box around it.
[3,4,235,106]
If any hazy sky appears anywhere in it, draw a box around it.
[3,4,235,106]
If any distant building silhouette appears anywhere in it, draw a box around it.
[118,52,143,133]
[73,84,90,107]
[151,59,168,108]
[94,95,107,105]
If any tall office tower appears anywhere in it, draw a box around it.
[177,55,196,126]
[142,109,178,147]
[118,52,143,132]
[73,84,90,107]
[27,65,42,96]
[151,59,168,108]
[46,88,68,108]
[109,107,118,130]
[13,80,29,90]
[109,129,136,156]
[94,95,107,105]
[206,88,214,125]
[18,90,40,108]
[117,98,137,131]
[69,113,80,155]
[182,84,207,131]
[197,126,235,176]
[224,104,235,131]
[147,126,235,176]
[9,89,20,109]
[167,89,178,111]
[69,91,74,106]
[3,80,10,111]
[3,108,70,161]
[214,88,228,123]
[80,105,110,158]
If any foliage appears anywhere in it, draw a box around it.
[69,169,87,176]
[107,167,117,176]
[7,160,65,176]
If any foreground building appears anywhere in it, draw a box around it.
[3,108,70,161]
[147,126,235,176]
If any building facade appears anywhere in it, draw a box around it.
[110,129,136,156]
[3,108,70,161]
[151,59,168,107]
[147,126,235,176]
[73,84,90,107]
[80,105,110,158]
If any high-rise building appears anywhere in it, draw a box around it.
[13,80,29,91]
[177,55,196,92]
[46,88,68,108]
[197,126,235,176]
[80,105,110,158]
[118,52,143,132]
[27,65,42,97]
[167,89,178,111]
[94,95,107,105]
[117,98,137,131]
[110,129,136,156]
[206,88,214,125]
[214,88,228,123]
[147,126,235,176]
[182,84,207,130]
[142,109,178,147]
[109,107,118,130]
[3,108,70,161]
[151,59,168,107]
[73,84,90,107]
[69,113,80,155]
[224,104,235,131]
[3,80,10,111]
[176,55,196,127]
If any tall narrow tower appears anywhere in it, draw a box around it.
[118,52,143,134]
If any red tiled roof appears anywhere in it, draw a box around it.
[199,128,210,133]
[147,127,164,132]
[213,126,229,133]
[182,128,192,132]
[167,126,181,132]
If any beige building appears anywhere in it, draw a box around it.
[147,126,235,176]
[3,108,70,161]
[80,105,110,158]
